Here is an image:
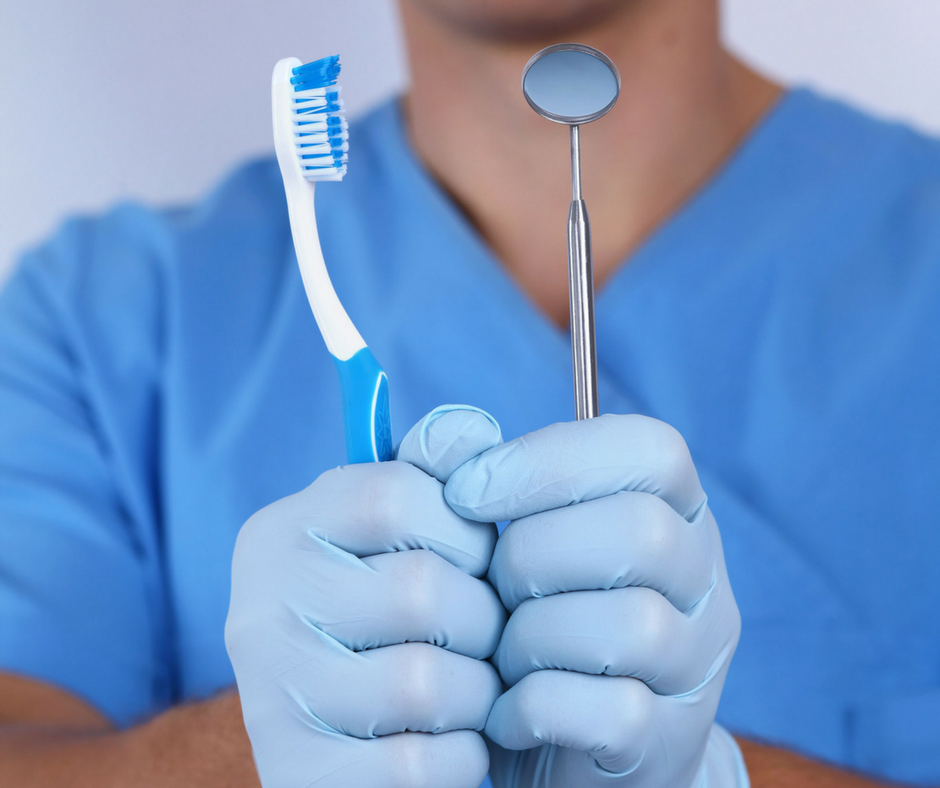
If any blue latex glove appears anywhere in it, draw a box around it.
[226,406,507,788]
[446,413,748,788]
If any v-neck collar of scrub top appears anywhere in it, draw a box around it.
[368,88,805,426]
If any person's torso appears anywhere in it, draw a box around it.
[70,90,940,784]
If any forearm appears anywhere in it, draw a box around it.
[0,691,259,787]
[738,738,896,788]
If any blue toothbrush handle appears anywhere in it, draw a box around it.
[333,347,394,464]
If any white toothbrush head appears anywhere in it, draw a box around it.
[273,55,349,184]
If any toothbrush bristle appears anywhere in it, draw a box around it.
[291,55,348,181]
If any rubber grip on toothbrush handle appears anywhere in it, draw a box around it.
[333,347,394,464]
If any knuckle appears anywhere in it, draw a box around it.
[476,659,504,710]
[230,504,288,594]
[631,494,680,563]
[633,590,673,655]
[365,462,425,537]
[388,731,486,788]
[614,678,655,740]
[502,598,535,653]
[651,420,694,477]
[388,734,435,788]
[233,487,311,560]
[463,522,498,580]
[490,523,531,595]
[368,463,411,528]
[398,643,440,720]
[400,549,445,626]
[627,414,693,472]
[233,502,277,555]
[512,671,552,727]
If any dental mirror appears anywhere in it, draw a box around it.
[522,43,620,421]
[522,44,620,126]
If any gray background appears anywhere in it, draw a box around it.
[3,0,940,280]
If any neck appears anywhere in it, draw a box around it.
[398,0,781,326]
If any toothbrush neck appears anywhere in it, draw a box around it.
[397,0,781,327]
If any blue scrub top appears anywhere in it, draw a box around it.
[1,88,939,786]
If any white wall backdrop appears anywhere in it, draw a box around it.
[3,0,940,281]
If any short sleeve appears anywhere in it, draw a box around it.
[0,209,172,727]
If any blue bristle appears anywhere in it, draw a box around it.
[288,55,347,177]
[290,55,341,91]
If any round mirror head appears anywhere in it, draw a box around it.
[522,43,621,126]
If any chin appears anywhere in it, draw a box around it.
[405,0,633,42]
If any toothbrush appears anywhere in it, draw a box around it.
[272,55,393,463]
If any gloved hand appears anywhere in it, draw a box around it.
[445,413,748,788]
[225,406,507,788]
